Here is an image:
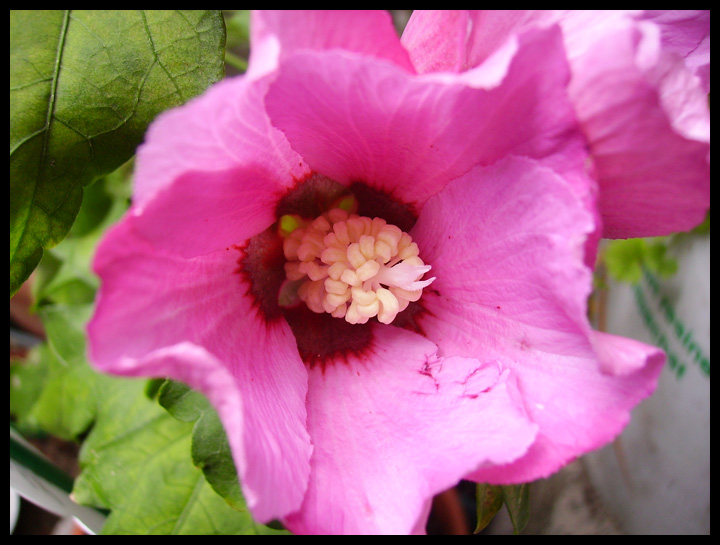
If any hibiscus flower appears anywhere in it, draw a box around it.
[88,11,666,534]
[402,10,710,238]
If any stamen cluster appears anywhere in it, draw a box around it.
[283,208,434,324]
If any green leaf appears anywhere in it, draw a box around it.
[603,238,645,284]
[11,303,277,533]
[474,483,531,535]
[603,238,679,285]
[10,167,131,433]
[10,304,98,440]
[691,210,710,235]
[156,381,289,533]
[223,11,250,73]
[72,377,196,531]
[32,164,132,306]
[74,378,280,534]
[645,242,678,278]
[10,301,271,534]
[10,345,53,433]
[224,10,250,49]
[501,483,530,535]
[157,381,246,513]
[10,10,226,296]
[474,483,504,534]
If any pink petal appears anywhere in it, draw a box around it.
[569,18,710,238]
[649,51,710,144]
[404,10,710,239]
[639,10,710,92]
[411,499,434,535]
[248,10,414,80]
[131,75,310,256]
[467,340,664,484]
[283,325,537,535]
[402,10,555,74]
[265,25,589,211]
[131,165,286,259]
[411,155,663,483]
[89,218,312,523]
[412,156,596,358]
[591,331,665,376]
[400,10,470,73]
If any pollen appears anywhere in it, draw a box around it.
[281,208,435,324]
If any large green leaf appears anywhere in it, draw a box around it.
[10,10,225,296]
[74,377,280,535]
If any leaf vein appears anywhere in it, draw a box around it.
[10,76,54,92]
[170,474,206,534]
[11,9,71,262]
[140,10,186,102]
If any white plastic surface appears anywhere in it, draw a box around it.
[585,235,710,534]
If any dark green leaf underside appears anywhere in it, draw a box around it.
[157,380,248,514]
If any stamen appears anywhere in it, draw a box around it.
[281,208,434,325]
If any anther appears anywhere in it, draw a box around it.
[280,208,434,324]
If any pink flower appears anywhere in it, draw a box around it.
[88,11,665,534]
[402,10,710,238]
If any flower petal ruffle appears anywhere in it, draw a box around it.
[265,25,589,213]
[569,15,710,238]
[89,218,312,523]
[400,10,472,73]
[640,10,710,92]
[401,10,553,75]
[411,155,664,483]
[248,10,414,80]
[402,10,710,239]
[130,75,310,257]
[283,325,537,535]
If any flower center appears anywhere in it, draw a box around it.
[281,208,434,325]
